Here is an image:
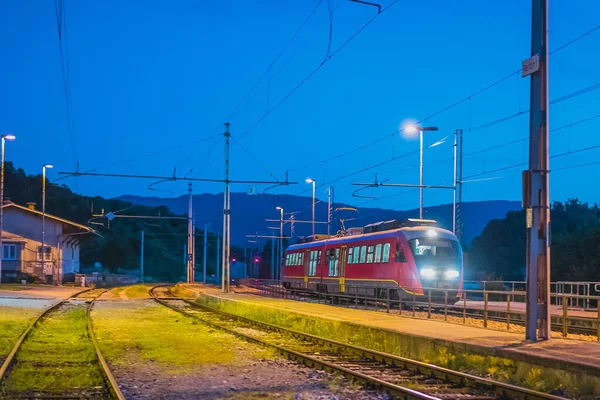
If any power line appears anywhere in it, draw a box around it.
[286,23,600,174]
[231,136,279,181]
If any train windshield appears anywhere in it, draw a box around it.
[408,238,460,264]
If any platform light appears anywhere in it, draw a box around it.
[420,268,435,278]
[445,269,459,279]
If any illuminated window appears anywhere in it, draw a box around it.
[360,245,366,263]
[317,250,322,265]
[37,246,51,261]
[366,246,374,263]
[382,243,390,262]
[347,247,354,264]
[298,252,304,265]
[374,244,382,263]
[328,248,340,276]
[353,246,359,264]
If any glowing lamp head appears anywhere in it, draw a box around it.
[3,134,16,141]
[445,269,460,279]
[43,164,54,169]
[276,206,283,211]
[420,268,435,278]
[404,125,419,134]
[305,178,315,184]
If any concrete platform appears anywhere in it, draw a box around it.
[0,284,86,300]
[187,284,600,379]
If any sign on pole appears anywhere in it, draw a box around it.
[106,212,115,221]
[522,54,540,77]
[247,186,257,195]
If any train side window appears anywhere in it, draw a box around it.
[353,246,360,264]
[317,250,322,265]
[299,253,304,265]
[360,246,366,263]
[293,253,298,265]
[382,243,390,262]
[285,254,290,265]
[334,248,340,276]
[374,244,382,263]
[308,251,317,276]
[328,249,337,276]
[347,247,353,264]
[366,246,374,263]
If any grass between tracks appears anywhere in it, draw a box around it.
[0,306,40,358]
[1,304,105,393]
[92,300,276,371]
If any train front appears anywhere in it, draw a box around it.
[400,227,463,299]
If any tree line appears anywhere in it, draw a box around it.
[468,199,600,282]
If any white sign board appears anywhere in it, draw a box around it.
[247,186,257,196]
[522,54,540,77]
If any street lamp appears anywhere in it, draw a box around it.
[42,164,53,284]
[306,178,316,236]
[275,206,284,280]
[404,125,439,219]
[0,134,16,284]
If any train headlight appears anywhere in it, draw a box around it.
[445,269,459,279]
[420,268,435,278]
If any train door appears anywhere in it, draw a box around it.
[339,246,347,293]
[303,250,310,289]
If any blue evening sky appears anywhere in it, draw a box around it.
[1,0,599,210]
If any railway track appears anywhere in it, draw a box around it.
[0,288,125,400]
[150,285,566,400]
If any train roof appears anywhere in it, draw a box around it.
[287,225,458,251]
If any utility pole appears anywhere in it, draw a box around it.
[523,0,550,341]
[327,187,332,235]
[187,183,193,283]
[140,230,144,281]
[216,233,221,285]
[453,131,458,233]
[456,129,464,242]
[271,235,275,280]
[203,224,207,284]
[192,221,196,283]
[222,122,231,292]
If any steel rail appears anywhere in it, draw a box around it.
[0,287,94,379]
[148,286,441,400]
[182,297,566,400]
[0,288,123,400]
[151,285,566,400]
[87,290,126,400]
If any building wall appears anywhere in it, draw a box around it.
[2,208,83,279]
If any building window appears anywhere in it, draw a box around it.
[353,246,359,264]
[374,244,382,263]
[38,246,51,261]
[359,245,367,263]
[366,245,374,263]
[2,244,16,260]
[347,247,354,264]
[382,243,391,262]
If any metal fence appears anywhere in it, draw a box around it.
[237,278,600,341]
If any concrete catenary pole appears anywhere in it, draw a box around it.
[140,230,144,281]
[222,122,231,292]
[203,224,207,284]
[524,0,550,341]
[187,183,193,283]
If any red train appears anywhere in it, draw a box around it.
[282,219,463,300]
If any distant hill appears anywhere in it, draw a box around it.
[117,193,520,247]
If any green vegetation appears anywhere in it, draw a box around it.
[123,284,151,299]
[1,304,106,395]
[0,306,40,357]
[91,301,275,371]
[169,283,198,298]
[4,162,243,281]
[195,294,600,398]
[469,199,600,281]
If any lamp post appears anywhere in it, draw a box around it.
[306,178,316,236]
[42,164,53,284]
[405,125,439,218]
[276,206,284,280]
[0,134,16,284]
